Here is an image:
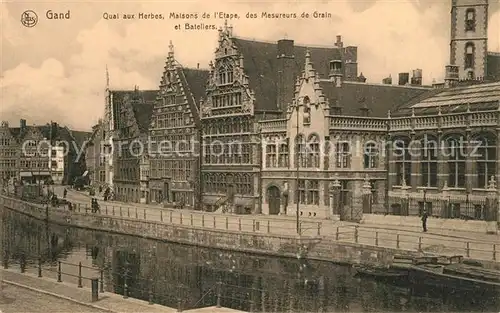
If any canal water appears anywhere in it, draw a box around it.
[1,208,499,312]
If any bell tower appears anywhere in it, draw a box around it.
[449,0,489,80]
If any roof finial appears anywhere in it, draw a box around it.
[305,49,311,64]
[169,40,174,54]
[411,107,415,117]
[387,110,391,118]
[467,102,471,112]
[284,32,288,39]
[224,19,228,32]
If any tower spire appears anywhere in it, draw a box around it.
[105,65,109,90]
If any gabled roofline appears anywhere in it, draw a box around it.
[233,35,353,49]
[320,80,432,90]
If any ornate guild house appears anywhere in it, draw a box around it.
[148,42,208,207]
[98,0,500,226]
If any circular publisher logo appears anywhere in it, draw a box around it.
[21,10,38,28]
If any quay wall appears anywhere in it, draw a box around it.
[0,196,488,268]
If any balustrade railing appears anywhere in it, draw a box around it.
[0,195,322,237]
[330,225,498,262]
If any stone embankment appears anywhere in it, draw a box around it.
[1,195,499,269]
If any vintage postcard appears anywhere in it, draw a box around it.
[1,0,500,312]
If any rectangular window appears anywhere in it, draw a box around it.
[278,142,289,167]
[297,180,306,204]
[307,180,319,205]
[336,142,351,168]
[363,143,378,169]
[265,144,277,167]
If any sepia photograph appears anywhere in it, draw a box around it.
[1,0,500,312]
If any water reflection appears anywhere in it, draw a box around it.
[1,208,499,312]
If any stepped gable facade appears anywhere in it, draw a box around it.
[199,23,360,213]
[113,88,157,203]
[148,41,209,207]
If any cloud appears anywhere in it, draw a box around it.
[1,0,499,130]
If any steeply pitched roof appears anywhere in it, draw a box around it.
[177,68,209,128]
[394,81,500,116]
[232,37,347,112]
[130,90,157,133]
[487,52,500,82]
[319,80,432,117]
[182,68,209,107]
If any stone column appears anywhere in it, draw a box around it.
[410,136,421,191]
[328,179,341,219]
[440,181,450,218]
[362,176,372,214]
[437,133,448,190]
[486,177,498,222]
[399,179,411,216]
[465,132,474,193]
[280,181,288,215]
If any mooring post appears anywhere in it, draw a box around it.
[149,279,154,305]
[57,261,62,282]
[38,257,42,277]
[100,269,104,292]
[78,262,83,288]
[216,280,222,308]
[20,253,26,273]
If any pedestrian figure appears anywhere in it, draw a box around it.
[99,185,103,194]
[421,207,429,232]
[63,188,67,198]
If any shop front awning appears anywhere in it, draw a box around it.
[20,172,33,177]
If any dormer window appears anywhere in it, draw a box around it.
[465,42,475,69]
[465,8,476,31]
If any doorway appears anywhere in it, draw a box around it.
[267,186,281,215]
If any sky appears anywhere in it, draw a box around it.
[1,0,499,131]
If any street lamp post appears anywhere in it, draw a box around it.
[294,101,300,235]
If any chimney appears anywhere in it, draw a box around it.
[20,119,26,130]
[276,39,295,112]
[329,60,343,87]
[335,35,343,48]
[410,69,423,86]
[398,72,409,86]
[445,64,459,88]
[197,63,200,69]
[382,75,392,85]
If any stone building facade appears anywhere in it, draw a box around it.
[113,88,156,203]
[148,42,208,207]
[0,121,19,185]
[259,52,431,219]
[199,23,364,213]
[85,120,107,188]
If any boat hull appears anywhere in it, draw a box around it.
[409,266,500,293]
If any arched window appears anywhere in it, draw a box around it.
[306,134,320,168]
[465,8,476,31]
[394,138,411,186]
[465,43,475,69]
[446,137,466,188]
[476,135,497,189]
[295,134,306,168]
[420,136,438,187]
[363,142,378,169]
